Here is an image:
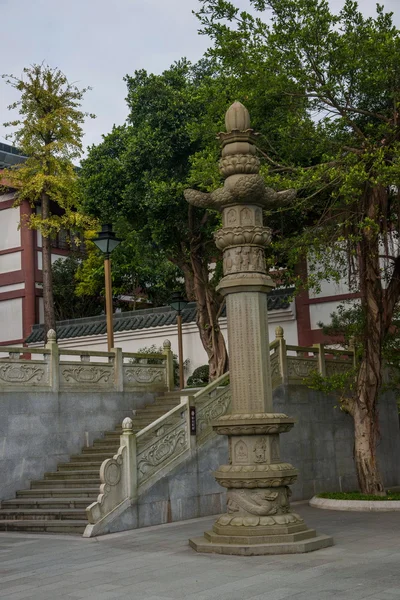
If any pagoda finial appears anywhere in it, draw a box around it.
[225,101,251,132]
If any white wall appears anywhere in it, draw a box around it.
[32,306,298,378]
[0,298,23,342]
[0,207,20,251]
[37,251,66,270]
[309,301,342,330]
[0,282,24,293]
[0,252,21,274]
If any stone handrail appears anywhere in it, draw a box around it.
[83,327,355,536]
[84,416,137,537]
[0,333,175,393]
[84,397,192,537]
[136,398,192,492]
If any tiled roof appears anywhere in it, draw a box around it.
[26,288,294,344]
[0,143,26,170]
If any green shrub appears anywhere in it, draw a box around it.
[134,344,189,387]
[187,364,209,387]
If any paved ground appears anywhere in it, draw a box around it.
[0,504,399,600]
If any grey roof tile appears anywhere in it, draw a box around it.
[25,288,294,344]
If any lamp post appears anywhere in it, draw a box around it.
[93,224,121,351]
[169,292,188,390]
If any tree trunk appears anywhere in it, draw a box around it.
[353,184,386,495]
[41,193,56,339]
[353,392,384,494]
[190,252,228,380]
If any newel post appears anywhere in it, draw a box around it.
[46,329,59,392]
[121,417,138,501]
[314,344,326,376]
[113,347,124,392]
[163,339,175,391]
[275,326,288,385]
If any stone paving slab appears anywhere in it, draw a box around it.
[0,505,399,599]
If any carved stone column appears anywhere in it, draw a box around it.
[184,102,333,555]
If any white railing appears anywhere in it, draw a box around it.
[0,333,175,393]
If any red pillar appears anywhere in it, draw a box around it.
[20,201,37,340]
[294,257,313,347]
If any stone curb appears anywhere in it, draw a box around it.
[310,495,400,512]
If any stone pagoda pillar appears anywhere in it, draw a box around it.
[184,102,333,555]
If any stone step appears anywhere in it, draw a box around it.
[2,498,95,510]
[93,437,122,446]
[17,488,99,498]
[57,462,103,471]
[44,470,100,480]
[0,520,87,534]
[0,508,87,521]
[70,453,113,462]
[81,446,119,454]
[137,405,178,413]
[32,478,100,488]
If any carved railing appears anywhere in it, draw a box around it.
[0,333,174,393]
[193,372,231,446]
[83,328,356,536]
[272,326,354,385]
[84,416,137,538]
[84,397,193,537]
[136,399,191,492]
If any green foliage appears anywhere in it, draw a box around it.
[76,227,182,309]
[318,491,400,501]
[52,256,103,321]
[196,0,400,287]
[2,64,96,237]
[187,364,210,387]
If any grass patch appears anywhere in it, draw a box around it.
[318,491,400,501]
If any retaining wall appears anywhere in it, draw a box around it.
[96,385,400,534]
[0,390,156,501]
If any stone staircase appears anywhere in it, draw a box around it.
[0,392,182,534]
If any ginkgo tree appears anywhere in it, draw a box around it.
[2,64,95,339]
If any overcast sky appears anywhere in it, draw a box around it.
[1,0,399,156]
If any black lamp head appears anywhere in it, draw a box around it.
[93,224,121,257]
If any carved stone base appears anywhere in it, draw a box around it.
[189,532,333,555]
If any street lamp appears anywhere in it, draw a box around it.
[93,224,121,351]
[169,291,188,390]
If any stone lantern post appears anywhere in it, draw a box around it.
[184,102,333,555]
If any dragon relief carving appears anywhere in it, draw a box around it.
[216,508,303,529]
[226,489,291,516]
[124,366,165,384]
[0,364,45,384]
[61,365,112,384]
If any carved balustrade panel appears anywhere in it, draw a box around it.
[287,356,318,381]
[60,361,114,389]
[0,359,49,388]
[269,352,281,388]
[137,414,189,489]
[123,363,167,389]
[196,387,232,446]
[325,360,353,377]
